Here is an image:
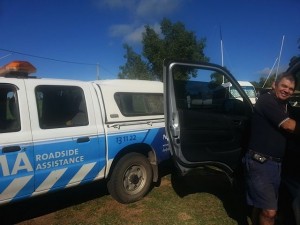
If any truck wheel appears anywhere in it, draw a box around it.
[107,153,153,204]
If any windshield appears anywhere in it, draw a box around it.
[230,86,256,98]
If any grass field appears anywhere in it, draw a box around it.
[1,164,255,225]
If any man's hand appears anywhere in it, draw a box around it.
[281,118,296,133]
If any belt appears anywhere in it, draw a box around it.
[248,150,282,163]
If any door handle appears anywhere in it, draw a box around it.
[2,146,21,153]
[77,137,90,143]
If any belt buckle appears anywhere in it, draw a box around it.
[252,153,267,163]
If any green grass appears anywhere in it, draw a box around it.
[2,167,251,225]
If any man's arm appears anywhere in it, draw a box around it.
[281,118,300,134]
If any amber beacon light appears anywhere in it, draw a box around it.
[0,61,37,77]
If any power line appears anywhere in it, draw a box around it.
[0,48,97,66]
[0,48,117,79]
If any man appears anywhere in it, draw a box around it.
[244,72,299,225]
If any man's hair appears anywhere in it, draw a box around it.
[275,72,298,89]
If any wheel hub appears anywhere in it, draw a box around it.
[124,165,146,194]
[129,174,140,185]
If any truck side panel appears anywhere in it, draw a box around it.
[25,80,107,194]
[0,79,34,204]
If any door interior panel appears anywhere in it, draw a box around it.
[178,108,246,162]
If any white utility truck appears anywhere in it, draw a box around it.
[0,61,170,205]
[222,81,257,104]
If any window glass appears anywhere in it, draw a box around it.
[0,84,21,133]
[35,85,88,129]
[172,65,246,115]
[114,92,164,116]
[229,87,241,98]
[173,69,225,110]
[230,86,256,99]
[242,86,256,98]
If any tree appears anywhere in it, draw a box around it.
[258,74,276,88]
[142,18,208,81]
[118,44,151,80]
[119,18,209,81]
[209,71,224,89]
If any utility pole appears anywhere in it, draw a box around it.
[96,63,100,80]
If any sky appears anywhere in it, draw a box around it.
[0,0,299,82]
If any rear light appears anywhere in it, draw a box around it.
[0,61,36,77]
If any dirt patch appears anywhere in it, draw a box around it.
[177,212,192,221]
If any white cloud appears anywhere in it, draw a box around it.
[96,0,182,44]
[124,25,145,43]
[109,24,133,37]
[136,0,182,19]
[257,66,286,77]
[258,67,272,77]
[109,23,161,44]
[95,0,136,9]
[109,24,144,43]
[97,0,182,15]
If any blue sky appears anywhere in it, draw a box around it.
[0,0,299,83]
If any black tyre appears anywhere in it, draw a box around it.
[107,152,153,204]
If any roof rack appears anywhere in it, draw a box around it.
[0,61,37,78]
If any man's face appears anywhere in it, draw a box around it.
[273,77,295,101]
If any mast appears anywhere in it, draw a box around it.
[262,35,285,88]
[262,57,278,88]
[220,26,224,67]
[220,26,224,83]
[275,35,285,80]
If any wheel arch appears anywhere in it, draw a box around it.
[108,143,159,182]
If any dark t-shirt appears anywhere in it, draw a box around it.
[248,92,290,158]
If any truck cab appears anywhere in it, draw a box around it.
[0,61,170,205]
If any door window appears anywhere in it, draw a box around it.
[0,84,20,133]
[172,66,246,115]
[35,85,88,129]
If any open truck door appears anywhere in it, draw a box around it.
[281,57,300,225]
[163,60,253,178]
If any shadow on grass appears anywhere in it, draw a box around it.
[170,166,251,225]
[0,180,109,225]
[0,159,175,225]
[0,160,292,225]
[0,160,173,225]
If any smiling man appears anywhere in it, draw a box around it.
[244,72,299,225]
